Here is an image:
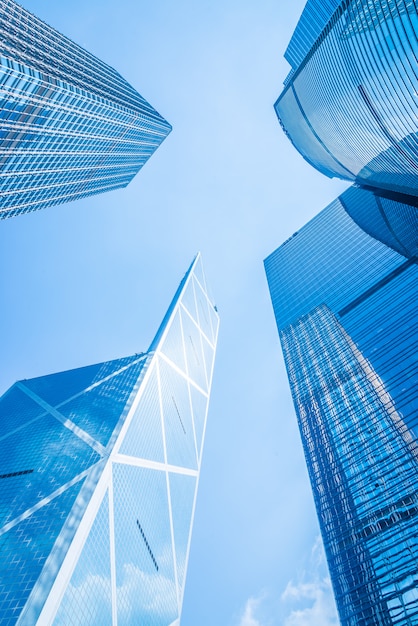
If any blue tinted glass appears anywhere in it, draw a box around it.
[0,256,218,624]
[276,0,418,197]
[158,357,197,470]
[168,472,197,594]
[24,355,143,408]
[160,310,187,374]
[264,198,403,329]
[180,309,208,393]
[0,411,99,526]
[0,386,44,436]
[279,305,418,623]
[201,333,215,388]
[193,276,214,344]
[181,279,199,325]
[24,362,109,407]
[112,463,178,626]
[54,490,112,626]
[58,358,146,446]
[190,386,209,462]
[341,185,418,259]
[119,364,165,462]
[0,1,171,219]
[265,195,418,624]
[0,480,83,626]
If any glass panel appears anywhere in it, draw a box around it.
[201,334,215,388]
[23,355,143,409]
[0,386,44,437]
[180,280,198,324]
[23,363,107,407]
[0,480,83,626]
[0,412,100,528]
[344,266,418,438]
[265,199,403,329]
[193,276,214,344]
[54,490,112,626]
[159,310,186,373]
[119,365,164,463]
[266,194,418,624]
[0,2,171,220]
[180,310,207,393]
[58,359,145,447]
[276,0,418,195]
[280,305,418,623]
[190,387,209,463]
[208,300,220,344]
[191,256,206,293]
[112,463,178,626]
[168,473,197,595]
[158,358,197,470]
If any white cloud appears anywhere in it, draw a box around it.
[282,577,338,626]
[116,562,178,622]
[238,595,263,626]
[281,537,339,626]
[236,539,339,626]
[55,561,178,625]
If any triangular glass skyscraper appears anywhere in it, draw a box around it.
[0,253,219,625]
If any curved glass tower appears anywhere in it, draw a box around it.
[0,254,219,625]
[265,200,418,625]
[275,0,418,199]
[0,0,171,219]
[340,185,418,259]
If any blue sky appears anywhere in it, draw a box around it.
[0,1,348,623]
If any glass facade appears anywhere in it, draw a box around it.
[275,0,418,199]
[0,253,219,625]
[0,0,172,219]
[265,200,418,625]
[340,185,418,259]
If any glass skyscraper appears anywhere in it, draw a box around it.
[275,0,418,199]
[339,185,418,259]
[0,253,219,625]
[0,0,171,219]
[265,200,418,625]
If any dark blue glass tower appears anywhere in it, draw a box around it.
[265,200,418,625]
[275,0,418,200]
[0,0,171,219]
[0,254,219,625]
[340,185,418,259]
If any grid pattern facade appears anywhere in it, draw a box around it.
[0,0,172,219]
[0,254,219,625]
[275,0,418,198]
[265,200,418,625]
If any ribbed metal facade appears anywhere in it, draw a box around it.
[284,0,340,71]
[0,0,171,219]
[265,200,418,625]
[276,0,418,198]
[0,254,219,625]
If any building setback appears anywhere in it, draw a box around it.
[275,0,418,200]
[339,185,418,259]
[0,0,171,219]
[0,253,218,625]
[265,199,418,625]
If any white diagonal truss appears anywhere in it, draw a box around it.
[13,253,220,626]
